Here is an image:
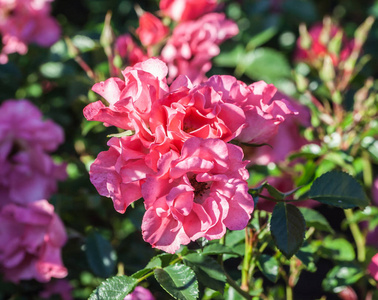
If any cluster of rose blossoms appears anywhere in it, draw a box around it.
[114,0,238,84]
[0,99,68,284]
[0,0,60,64]
[84,57,297,254]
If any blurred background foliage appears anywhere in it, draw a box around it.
[0,0,377,299]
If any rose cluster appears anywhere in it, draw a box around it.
[114,0,238,84]
[84,58,297,253]
[0,0,60,64]
[0,99,67,283]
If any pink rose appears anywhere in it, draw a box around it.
[84,58,169,132]
[368,253,378,282]
[147,75,246,152]
[0,200,68,283]
[160,0,217,22]
[40,279,73,300]
[115,34,148,66]
[295,23,353,66]
[90,135,153,213]
[161,13,238,84]
[0,99,66,206]
[0,0,60,63]
[204,77,298,145]
[136,12,169,48]
[141,137,254,253]
[124,286,155,300]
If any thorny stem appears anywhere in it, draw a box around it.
[344,209,366,262]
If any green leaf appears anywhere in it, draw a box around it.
[146,253,175,269]
[85,232,117,278]
[320,237,355,262]
[270,203,306,259]
[263,183,302,201]
[131,268,153,279]
[309,171,370,209]
[183,253,226,293]
[89,275,138,300]
[224,285,245,300]
[246,26,278,50]
[298,207,334,233]
[202,244,237,256]
[257,255,279,282]
[40,62,74,79]
[154,264,199,300]
[322,262,364,292]
[244,48,292,84]
[295,240,320,272]
[213,44,245,68]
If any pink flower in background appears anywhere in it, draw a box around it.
[141,138,254,253]
[161,13,238,84]
[115,34,148,66]
[295,23,353,66]
[368,253,378,282]
[0,0,60,63]
[90,135,153,214]
[0,200,67,283]
[160,0,217,22]
[124,286,155,300]
[248,91,311,165]
[0,99,66,207]
[40,279,73,300]
[136,12,169,48]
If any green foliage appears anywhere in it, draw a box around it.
[257,255,279,282]
[154,265,199,300]
[89,275,138,300]
[309,171,370,208]
[270,203,306,259]
[85,231,117,278]
[184,253,226,293]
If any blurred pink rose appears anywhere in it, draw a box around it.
[0,200,67,283]
[40,279,73,300]
[90,135,153,214]
[159,0,217,22]
[136,12,169,48]
[248,91,310,165]
[0,99,66,207]
[124,286,155,300]
[161,13,238,84]
[294,23,353,66]
[115,34,148,66]
[141,138,253,253]
[0,0,60,63]
[368,253,378,282]
[253,175,319,212]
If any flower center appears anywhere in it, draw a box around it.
[189,175,210,202]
